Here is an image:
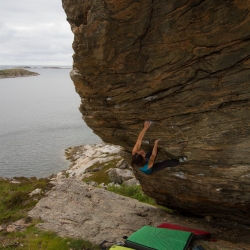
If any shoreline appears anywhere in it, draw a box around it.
[0,74,39,79]
[0,142,127,182]
[63,142,123,179]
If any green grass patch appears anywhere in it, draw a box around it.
[0,177,53,224]
[107,184,157,205]
[0,225,99,250]
[107,185,175,213]
[0,178,99,250]
[83,158,121,185]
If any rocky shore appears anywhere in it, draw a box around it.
[25,143,250,249]
[62,143,139,186]
[1,143,249,249]
[0,68,39,79]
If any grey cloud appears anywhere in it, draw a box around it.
[0,0,73,65]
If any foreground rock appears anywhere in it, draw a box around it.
[28,178,250,249]
[26,144,250,249]
[62,0,250,223]
[28,178,166,244]
[0,68,39,78]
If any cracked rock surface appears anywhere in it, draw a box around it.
[29,178,168,244]
[62,0,250,223]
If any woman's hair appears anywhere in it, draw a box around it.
[131,153,146,167]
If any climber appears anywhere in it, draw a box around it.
[131,121,187,174]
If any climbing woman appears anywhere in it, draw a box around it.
[131,121,187,174]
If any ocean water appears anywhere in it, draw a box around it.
[0,67,101,178]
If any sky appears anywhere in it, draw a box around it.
[0,0,74,66]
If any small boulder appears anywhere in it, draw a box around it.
[10,179,20,184]
[99,183,108,189]
[108,168,135,184]
[29,188,42,197]
[123,178,140,186]
[116,159,129,169]
[205,216,213,222]
[87,181,98,187]
[91,166,104,172]
[6,218,32,232]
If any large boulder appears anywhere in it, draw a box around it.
[62,0,250,223]
[28,178,167,244]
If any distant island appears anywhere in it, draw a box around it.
[0,68,39,79]
[42,66,61,69]
[42,66,71,69]
[22,66,72,69]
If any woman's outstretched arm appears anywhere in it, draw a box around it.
[148,139,160,169]
[132,121,151,155]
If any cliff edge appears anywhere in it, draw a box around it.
[62,0,250,224]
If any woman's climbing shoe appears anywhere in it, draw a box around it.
[178,156,187,162]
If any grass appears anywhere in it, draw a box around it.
[107,184,174,213]
[0,177,100,250]
[0,177,53,224]
[0,224,99,250]
[107,184,157,205]
[83,158,122,185]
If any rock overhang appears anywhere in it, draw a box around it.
[62,0,250,224]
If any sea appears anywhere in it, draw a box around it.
[0,66,101,178]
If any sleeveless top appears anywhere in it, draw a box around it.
[139,158,153,174]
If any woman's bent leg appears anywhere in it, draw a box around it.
[152,159,179,173]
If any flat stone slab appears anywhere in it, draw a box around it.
[28,178,167,244]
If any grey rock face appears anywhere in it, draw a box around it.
[28,178,168,244]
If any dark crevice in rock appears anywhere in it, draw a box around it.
[217,99,250,109]
[168,109,215,118]
[66,3,91,27]
[143,84,183,100]
[138,0,154,52]
[67,14,85,27]
[177,0,207,20]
